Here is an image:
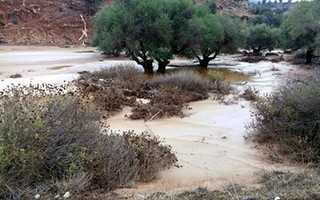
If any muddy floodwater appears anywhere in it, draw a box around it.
[0,46,299,196]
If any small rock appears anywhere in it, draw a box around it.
[136,194,146,200]
[274,197,280,200]
[35,194,40,199]
[241,197,256,200]
[63,191,71,199]
[55,194,60,199]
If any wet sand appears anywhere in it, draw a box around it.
[0,46,299,196]
[108,62,297,196]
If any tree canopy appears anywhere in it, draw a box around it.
[93,0,244,72]
[243,23,279,54]
[93,0,172,74]
[281,0,320,63]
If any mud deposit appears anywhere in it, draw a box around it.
[0,46,299,197]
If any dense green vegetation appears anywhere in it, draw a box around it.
[92,0,320,69]
[243,23,279,55]
[281,0,320,64]
[249,5,283,27]
[93,0,243,73]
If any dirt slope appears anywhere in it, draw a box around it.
[0,0,249,46]
[0,0,112,46]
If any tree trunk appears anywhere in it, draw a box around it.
[253,47,261,56]
[157,60,170,74]
[142,60,154,74]
[306,48,314,64]
[199,58,210,68]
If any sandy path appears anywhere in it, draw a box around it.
[0,46,299,197]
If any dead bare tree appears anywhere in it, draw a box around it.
[78,14,88,45]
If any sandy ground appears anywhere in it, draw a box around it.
[0,46,299,197]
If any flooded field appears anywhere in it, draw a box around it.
[0,46,298,196]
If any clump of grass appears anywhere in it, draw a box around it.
[241,87,259,101]
[207,71,232,94]
[151,70,211,101]
[247,71,320,163]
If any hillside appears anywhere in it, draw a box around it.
[0,0,249,46]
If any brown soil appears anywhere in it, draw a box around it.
[48,65,72,70]
[0,0,112,46]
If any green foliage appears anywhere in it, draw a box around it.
[218,16,245,53]
[0,85,177,198]
[248,72,320,163]
[243,23,280,53]
[281,0,320,51]
[204,0,217,14]
[93,0,243,70]
[179,9,244,67]
[183,13,224,59]
[93,0,173,73]
[249,5,283,27]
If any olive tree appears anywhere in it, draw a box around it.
[243,23,279,55]
[180,11,244,68]
[281,0,320,64]
[93,0,173,74]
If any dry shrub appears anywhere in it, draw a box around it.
[291,50,306,64]
[247,72,320,163]
[207,71,232,95]
[239,55,267,63]
[130,70,220,120]
[77,66,230,120]
[151,70,210,101]
[0,85,177,199]
[9,73,22,78]
[130,86,186,120]
[88,134,139,189]
[122,131,177,182]
[76,65,149,112]
[241,87,259,101]
[51,172,92,195]
[130,70,211,120]
[78,65,148,96]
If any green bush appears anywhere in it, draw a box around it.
[247,72,320,163]
[0,85,176,198]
